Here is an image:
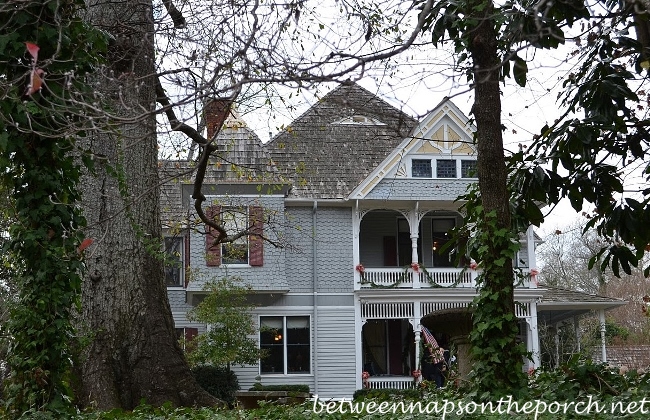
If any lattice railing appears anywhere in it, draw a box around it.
[361,302,414,319]
[367,377,416,390]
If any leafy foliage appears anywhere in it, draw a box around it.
[460,190,529,398]
[191,366,239,406]
[0,0,106,414]
[505,3,650,277]
[248,384,310,393]
[186,276,265,370]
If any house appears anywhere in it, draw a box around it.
[159,83,626,398]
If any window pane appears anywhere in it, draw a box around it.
[287,316,310,373]
[461,160,478,178]
[221,208,249,264]
[436,160,456,178]
[164,237,183,287]
[260,317,284,373]
[411,159,432,178]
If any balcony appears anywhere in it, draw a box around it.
[358,267,477,289]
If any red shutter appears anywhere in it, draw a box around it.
[249,206,264,266]
[205,205,221,266]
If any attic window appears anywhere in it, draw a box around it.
[332,115,386,126]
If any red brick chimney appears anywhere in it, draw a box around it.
[205,98,232,139]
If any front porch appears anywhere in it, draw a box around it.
[354,290,542,391]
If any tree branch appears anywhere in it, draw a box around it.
[162,0,186,28]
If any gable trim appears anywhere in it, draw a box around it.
[348,99,476,200]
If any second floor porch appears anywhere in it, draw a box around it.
[353,203,539,291]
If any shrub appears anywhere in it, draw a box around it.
[352,387,421,401]
[191,365,239,406]
[248,383,310,394]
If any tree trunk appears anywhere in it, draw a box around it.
[77,0,217,409]
[467,0,524,391]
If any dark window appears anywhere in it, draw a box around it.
[436,160,457,178]
[411,159,432,178]
[260,316,310,374]
[164,237,183,287]
[431,219,456,267]
[461,160,478,178]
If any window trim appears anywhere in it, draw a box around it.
[259,315,312,375]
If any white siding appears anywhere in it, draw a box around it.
[315,307,357,398]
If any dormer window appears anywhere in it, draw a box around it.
[409,158,478,179]
[412,159,432,178]
[436,160,456,178]
[461,160,478,178]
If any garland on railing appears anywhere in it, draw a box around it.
[356,262,473,289]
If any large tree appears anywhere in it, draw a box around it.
[75,0,218,409]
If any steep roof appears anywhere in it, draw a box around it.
[265,83,418,199]
[159,113,272,227]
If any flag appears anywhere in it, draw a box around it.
[421,326,444,364]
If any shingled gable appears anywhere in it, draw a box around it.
[265,83,418,199]
[349,97,477,200]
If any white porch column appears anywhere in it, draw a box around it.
[412,301,422,376]
[554,323,560,368]
[599,310,607,363]
[574,316,581,353]
[529,300,540,368]
[410,202,421,288]
[355,299,364,391]
[526,225,538,289]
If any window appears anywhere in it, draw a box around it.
[260,316,310,374]
[436,159,457,178]
[461,160,478,178]
[411,159,432,178]
[204,205,264,267]
[431,219,456,267]
[221,208,249,265]
[164,236,183,287]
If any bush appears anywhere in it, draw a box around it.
[248,383,310,394]
[352,387,421,401]
[191,365,239,406]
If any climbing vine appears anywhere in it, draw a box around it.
[460,186,529,398]
[0,0,106,414]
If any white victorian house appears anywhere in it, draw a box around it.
[159,83,626,398]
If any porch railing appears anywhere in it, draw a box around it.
[367,376,416,390]
[359,267,477,289]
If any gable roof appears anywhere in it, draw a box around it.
[349,97,477,200]
[265,83,418,199]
